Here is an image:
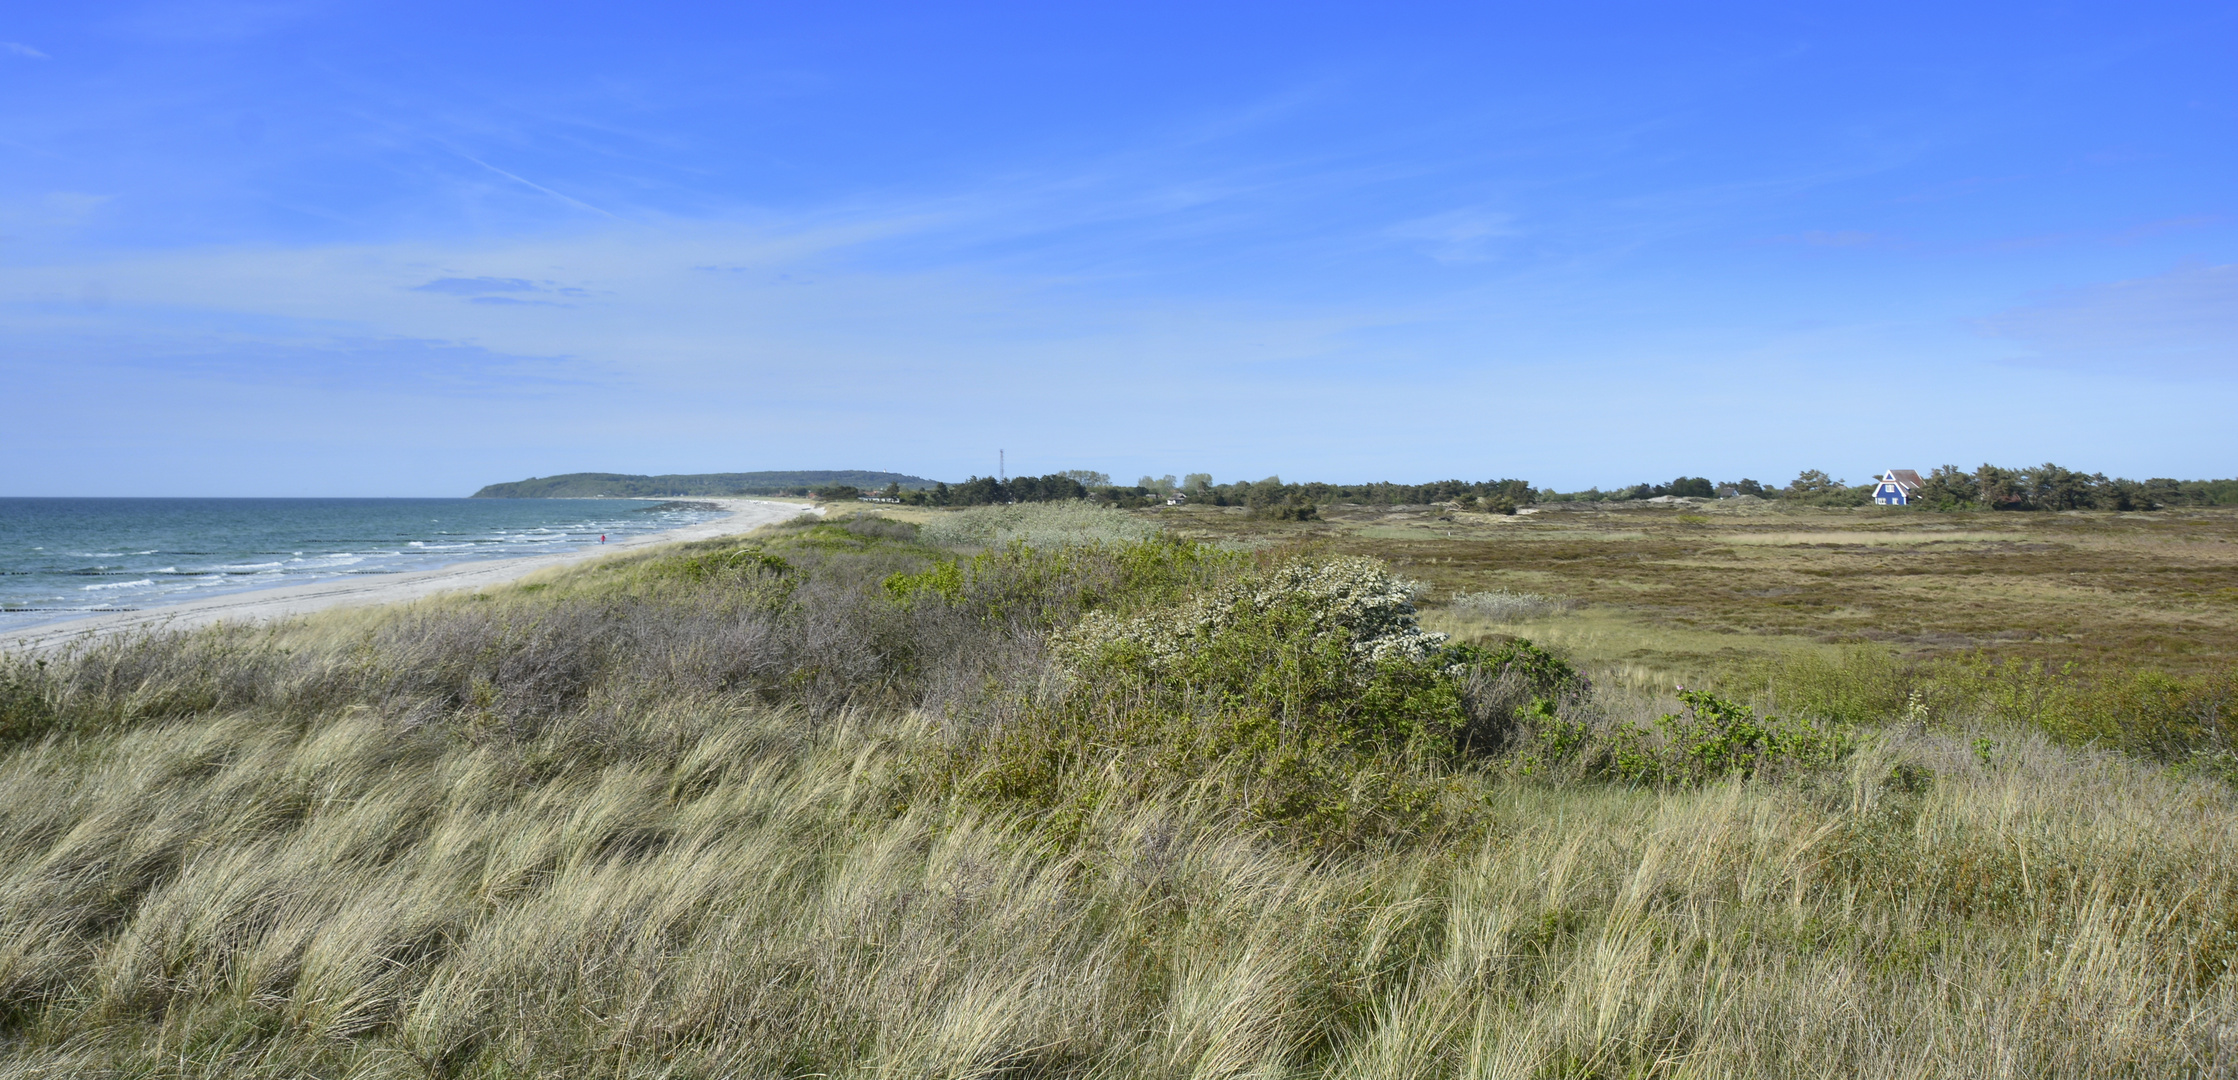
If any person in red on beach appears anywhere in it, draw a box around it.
[599,534,606,543]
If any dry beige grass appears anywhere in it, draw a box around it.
[0,513,2231,1076]
[915,501,1166,550]
[0,677,2230,1076]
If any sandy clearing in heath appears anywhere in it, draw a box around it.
[5,498,818,654]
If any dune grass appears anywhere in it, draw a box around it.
[0,512,2232,1076]
[915,500,1166,550]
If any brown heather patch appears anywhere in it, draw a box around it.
[1156,501,2238,682]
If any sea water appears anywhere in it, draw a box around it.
[0,498,731,632]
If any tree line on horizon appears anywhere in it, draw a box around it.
[1600,465,2238,511]
[812,473,1536,517]
[807,464,2238,514]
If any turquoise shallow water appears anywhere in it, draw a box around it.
[0,498,726,631]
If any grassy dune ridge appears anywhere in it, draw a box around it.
[0,506,2234,1076]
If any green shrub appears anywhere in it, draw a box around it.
[1605,689,1852,784]
[664,546,793,583]
[1254,501,1319,521]
[882,540,1154,631]
[1751,647,1917,727]
[883,559,966,605]
[964,554,1475,846]
[1447,638,1588,754]
[0,657,57,745]
[1516,689,1851,786]
[1469,638,1580,693]
[1747,646,2238,765]
[1932,653,2237,761]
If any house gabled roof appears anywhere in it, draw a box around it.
[1885,469,1924,489]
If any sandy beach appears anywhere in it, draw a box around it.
[5,498,816,654]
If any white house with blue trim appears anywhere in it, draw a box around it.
[1873,469,1924,506]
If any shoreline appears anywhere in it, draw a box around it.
[5,498,817,654]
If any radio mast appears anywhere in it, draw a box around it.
[999,449,1005,481]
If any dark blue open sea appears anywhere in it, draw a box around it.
[0,498,727,632]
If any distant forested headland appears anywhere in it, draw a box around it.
[471,471,936,498]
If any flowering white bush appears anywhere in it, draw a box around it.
[1060,555,1448,670]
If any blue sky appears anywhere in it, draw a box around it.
[3,1,2233,495]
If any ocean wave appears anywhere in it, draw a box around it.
[4,500,727,630]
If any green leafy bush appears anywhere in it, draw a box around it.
[1934,653,2237,761]
[0,657,57,745]
[883,542,1108,628]
[1606,690,1852,784]
[1513,689,1851,785]
[1749,647,1918,727]
[961,554,1476,846]
[664,546,793,583]
[1446,638,1588,754]
[1254,501,1319,521]
[882,559,965,605]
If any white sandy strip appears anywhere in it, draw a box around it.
[5,498,819,655]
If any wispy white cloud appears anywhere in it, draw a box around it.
[1983,262,2238,379]
[2,42,47,58]
[0,265,1457,485]
[5,41,2233,490]
[2109,214,2225,244]
[0,192,117,241]
[452,152,617,218]
[1764,229,1903,249]
[1383,208,1518,264]
[111,0,315,42]
[410,276,542,295]
[0,216,1454,455]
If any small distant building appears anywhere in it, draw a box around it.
[1872,469,1924,506]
